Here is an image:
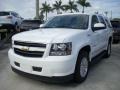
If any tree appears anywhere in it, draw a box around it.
[64,0,79,13]
[34,11,44,22]
[77,0,91,13]
[40,1,52,20]
[39,11,44,22]
[53,0,64,14]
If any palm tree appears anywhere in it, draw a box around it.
[64,0,79,13]
[77,0,91,13]
[53,0,64,14]
[39,11,44,22]
[40,1,52,20]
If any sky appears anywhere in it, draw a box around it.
[0,0,120,19]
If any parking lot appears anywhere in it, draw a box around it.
[0,44,120,90]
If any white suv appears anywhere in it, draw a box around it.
[8,13,113,83]
[0,11,23,31]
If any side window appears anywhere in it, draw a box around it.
[91,15,99,30]
[12,13,15,17]
[105,18,112,28]
[15,13,18,17]
[12,12,18,17]
[98,16,106,28]
[16,13,19,17]
[11,13,14,16]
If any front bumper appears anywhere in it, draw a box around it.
[8,49,76,82]
[11,66,73,83]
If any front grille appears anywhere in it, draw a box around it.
[14,41,46,57]
[14,48,44,57]
[14,41,46,48]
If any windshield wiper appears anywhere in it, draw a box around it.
[41,27,55,28]
[41,26,81,29]
[42,26,68,28]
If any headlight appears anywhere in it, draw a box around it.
[49,42,72,56]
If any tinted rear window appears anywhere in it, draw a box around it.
[0,12,10,16]
[111,21,120,28]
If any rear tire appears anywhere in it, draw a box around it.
[14,23,20,33]
[104,41,111,58]
[74,51,89,83]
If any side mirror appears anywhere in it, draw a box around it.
[93,23,105,31]
[39,24,44,28]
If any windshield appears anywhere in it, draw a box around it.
[42,15,89,29]
[0,12,10,16]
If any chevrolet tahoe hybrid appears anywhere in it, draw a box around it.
[8,13,113,83]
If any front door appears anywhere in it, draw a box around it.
[90,15,102,57]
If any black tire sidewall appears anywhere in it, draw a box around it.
[74,51,89,83]
[14,23,20,33]
[107,42,112,57]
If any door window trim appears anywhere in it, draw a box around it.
[91,15,101,31]
[98,15,107,29]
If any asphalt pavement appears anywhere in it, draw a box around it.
[0,44,120,90]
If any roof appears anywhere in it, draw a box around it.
[53,13,105,17]
[0,11,16,13]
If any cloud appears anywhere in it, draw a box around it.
[0,0,36,18]
[0,0,120,19]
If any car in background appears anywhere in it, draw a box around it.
[111,20,120,43]
[20,20,42,31]
[0,11,23,32]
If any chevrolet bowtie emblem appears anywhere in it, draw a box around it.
[21,47,29,51]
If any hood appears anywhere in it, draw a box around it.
[12,28,86,43]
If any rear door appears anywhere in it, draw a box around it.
[11,12,17,24]
[98,15,108,49]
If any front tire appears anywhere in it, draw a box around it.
[74,51,89,83]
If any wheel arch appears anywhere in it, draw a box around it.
[109,36,112,43]
[76,45,91,63]
[15,22,18,25]
[80,45,91,53]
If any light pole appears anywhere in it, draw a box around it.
[36,0,39,19]
[111,11,113,20]
[104,11,108,17]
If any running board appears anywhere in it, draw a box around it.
[90,51,106,66]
